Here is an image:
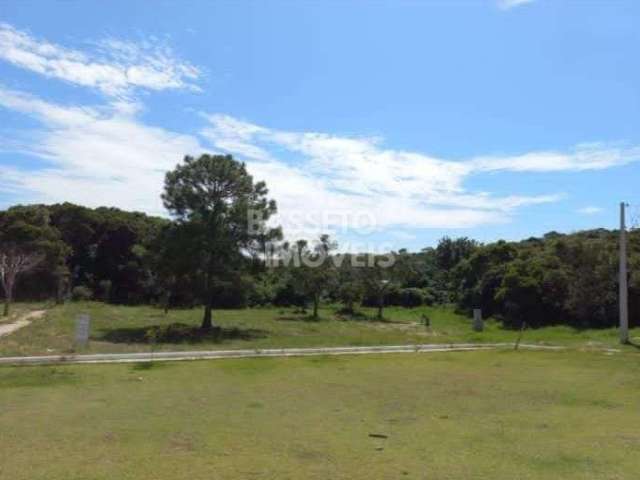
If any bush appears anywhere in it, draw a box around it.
[273,281,308,308]
[395,288,428,307]
[361,287,434,308]
[71,285,93,301]
[98,280,112,302]
[247,277,277,307]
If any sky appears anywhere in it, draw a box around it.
[1,0,639,251]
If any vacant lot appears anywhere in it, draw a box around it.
[1,302,639,357]
[1,350,639,479]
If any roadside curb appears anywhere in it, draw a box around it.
[0,343,565,366]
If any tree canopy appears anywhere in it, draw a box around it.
[162,154,279,329]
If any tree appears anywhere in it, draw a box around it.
[0,206,68,316]
[362,252,399,320]
[435,236,479,271]
[162,154,278,330]
[289,235,337,319]
[0,248,43,316]
[451,240,517,317]
[335,255,364,314]
[435,236,478,302]
[49,203,167,304]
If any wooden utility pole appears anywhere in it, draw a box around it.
[619,202,629,344]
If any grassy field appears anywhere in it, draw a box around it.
[1,349,639,479]
[0,301,50,326]
[1,301,640,357]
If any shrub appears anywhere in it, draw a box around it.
[382,287,433,308]
[71,285,93,301]
[98,280,112,301]
[400,288,428,307]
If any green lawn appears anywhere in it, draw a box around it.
[1,350,639,479]
[1,301,639,357]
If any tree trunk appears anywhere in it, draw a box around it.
[345,299,354,314]
[163,291,171,315]
[377,294,384,320]
[56,277,65,305]
[312,295,319,319]
[201,302,213,330]
[3,290,11,317]
[2,281,12,317]
[201,266,217,330]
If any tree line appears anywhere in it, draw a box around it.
[1,154,638,330]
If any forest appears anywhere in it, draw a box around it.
[1,155,638,330]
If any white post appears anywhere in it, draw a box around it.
[473,308,483,332]
[619,202,629,344]
[75,313,91,349]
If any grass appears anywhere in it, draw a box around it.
[0,301,50,326]
[1,301,639,357]
[1,349,639,479]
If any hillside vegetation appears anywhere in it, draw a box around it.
[3,201,638,331]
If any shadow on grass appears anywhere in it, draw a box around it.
[0,367,78,388]
[335,310,404,324]
[276,314,323,322]
[130,361,171,371]
[95,322,268,345]
[276,307,404,324]
[625,339,640,350]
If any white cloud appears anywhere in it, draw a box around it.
[496,0,535,10]
[0,23,200,96]
[471,143,640,172]
[4,84,634,243]
[0,87,202,215]
[577,206,603,215]
[201,114,565,236]
[0,88,565,239]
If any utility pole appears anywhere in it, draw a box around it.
[619,202,629,344]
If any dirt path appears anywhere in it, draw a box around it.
[0,310,46,338]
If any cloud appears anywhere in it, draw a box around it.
[496,0,535,10]
[0,81,640,244]
[0,88,565,240]
[0,87,202,215]
[4,82,635,243]
[577,206,603,215]
[471,143,640,172]
[201,114,565,236]
[0,23,200,96]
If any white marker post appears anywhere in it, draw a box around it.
[75,314,91,349]
[473,308,483,332]
[619,202,629,344]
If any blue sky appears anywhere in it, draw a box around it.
[1,0,639,250]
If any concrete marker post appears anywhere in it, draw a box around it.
[473,308,483,332]
[75,314,90,349]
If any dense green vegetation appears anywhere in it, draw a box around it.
[450,230,640,329]
[2,350,639,480]
[1,202,167,306]
[3,202,638,332]
[1,154,638,332]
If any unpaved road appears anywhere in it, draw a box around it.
[0,310,46,338]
